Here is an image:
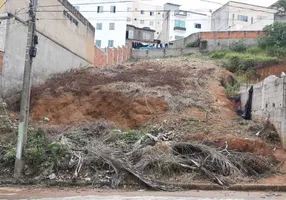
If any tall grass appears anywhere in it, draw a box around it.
[209,48,281,74]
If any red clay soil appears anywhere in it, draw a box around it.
[31,91,168,130]
[188,134,275,159]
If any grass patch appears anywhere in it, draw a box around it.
[223,52,281,73]
[1,127,68,174]
[209,48,281,74]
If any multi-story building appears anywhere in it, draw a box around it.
[69,0,163,48]
[127,2,163,39]
[211,1,277,31]
[158,3,211,43]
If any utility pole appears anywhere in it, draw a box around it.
[14,0,38,179]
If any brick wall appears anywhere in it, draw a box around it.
[170,31,265,51]
[93,45,131,67]
[256,62,286,81]
[200,31,265,40]
[93,46,107,67]
[0,51,3,73]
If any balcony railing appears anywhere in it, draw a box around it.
[174,26,186,31]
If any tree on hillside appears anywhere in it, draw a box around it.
[259,22,286,57]
[272,0,286,15]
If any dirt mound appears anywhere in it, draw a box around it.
[32,91,168,129]
[187,134,275,159]
[30,58,222,129]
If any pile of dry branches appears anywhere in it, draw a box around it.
[53,122,274,190]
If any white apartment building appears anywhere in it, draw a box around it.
[126,2,163,39]
[159,3,211,43]
[211,1,277,31]
[69,0,163,48]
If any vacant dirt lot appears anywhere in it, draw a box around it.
[1,56,285,188]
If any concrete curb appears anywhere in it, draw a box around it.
[1,180,286,192]
[174,183,286,192]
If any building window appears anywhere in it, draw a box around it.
[110,6,116,13]
[158,12,160,15]
[97,6,103,13]
[175,35,184,40]
[96,23,102,30]
[141,10,144,14]
[150,11,154,16]
[109,23,115,30]
[251,17,254,24]
[127,17,131,22]
[63,10,78,26]
[238,15,248,22]
[95,40,101,47]
[127,7,132,12]
[194,23,201,29]
[175,20,185,28]
[143,32,151,40]
[140,20,144,24]
[108,40,114,47]
[150,21,154,26]
[232,14,235,25]
[128,30,134,39]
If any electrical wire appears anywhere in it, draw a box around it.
[35,2,278,15]
[35,17,275,22]
[36,0,150,8]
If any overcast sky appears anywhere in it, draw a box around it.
[146,0,277,12]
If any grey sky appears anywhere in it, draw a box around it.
[146,0,277,12]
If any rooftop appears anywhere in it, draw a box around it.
[212,0,278,14]
[165,3,181,7]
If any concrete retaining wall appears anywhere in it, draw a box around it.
[169,31,265,52]
[132,48,199,59]
[0,22,91,98]
[240,76,286,146]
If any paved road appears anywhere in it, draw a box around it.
[0,188,286,200]
[23,195,286,200]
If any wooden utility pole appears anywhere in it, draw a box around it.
[14,0,38,179]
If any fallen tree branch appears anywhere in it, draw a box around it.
[89,141,174,191]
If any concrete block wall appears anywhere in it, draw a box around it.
[240,77,286,146]
[0,23,91,98]
[131,48,199,59]
[201,31,265,52]
[169,31,265,52]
